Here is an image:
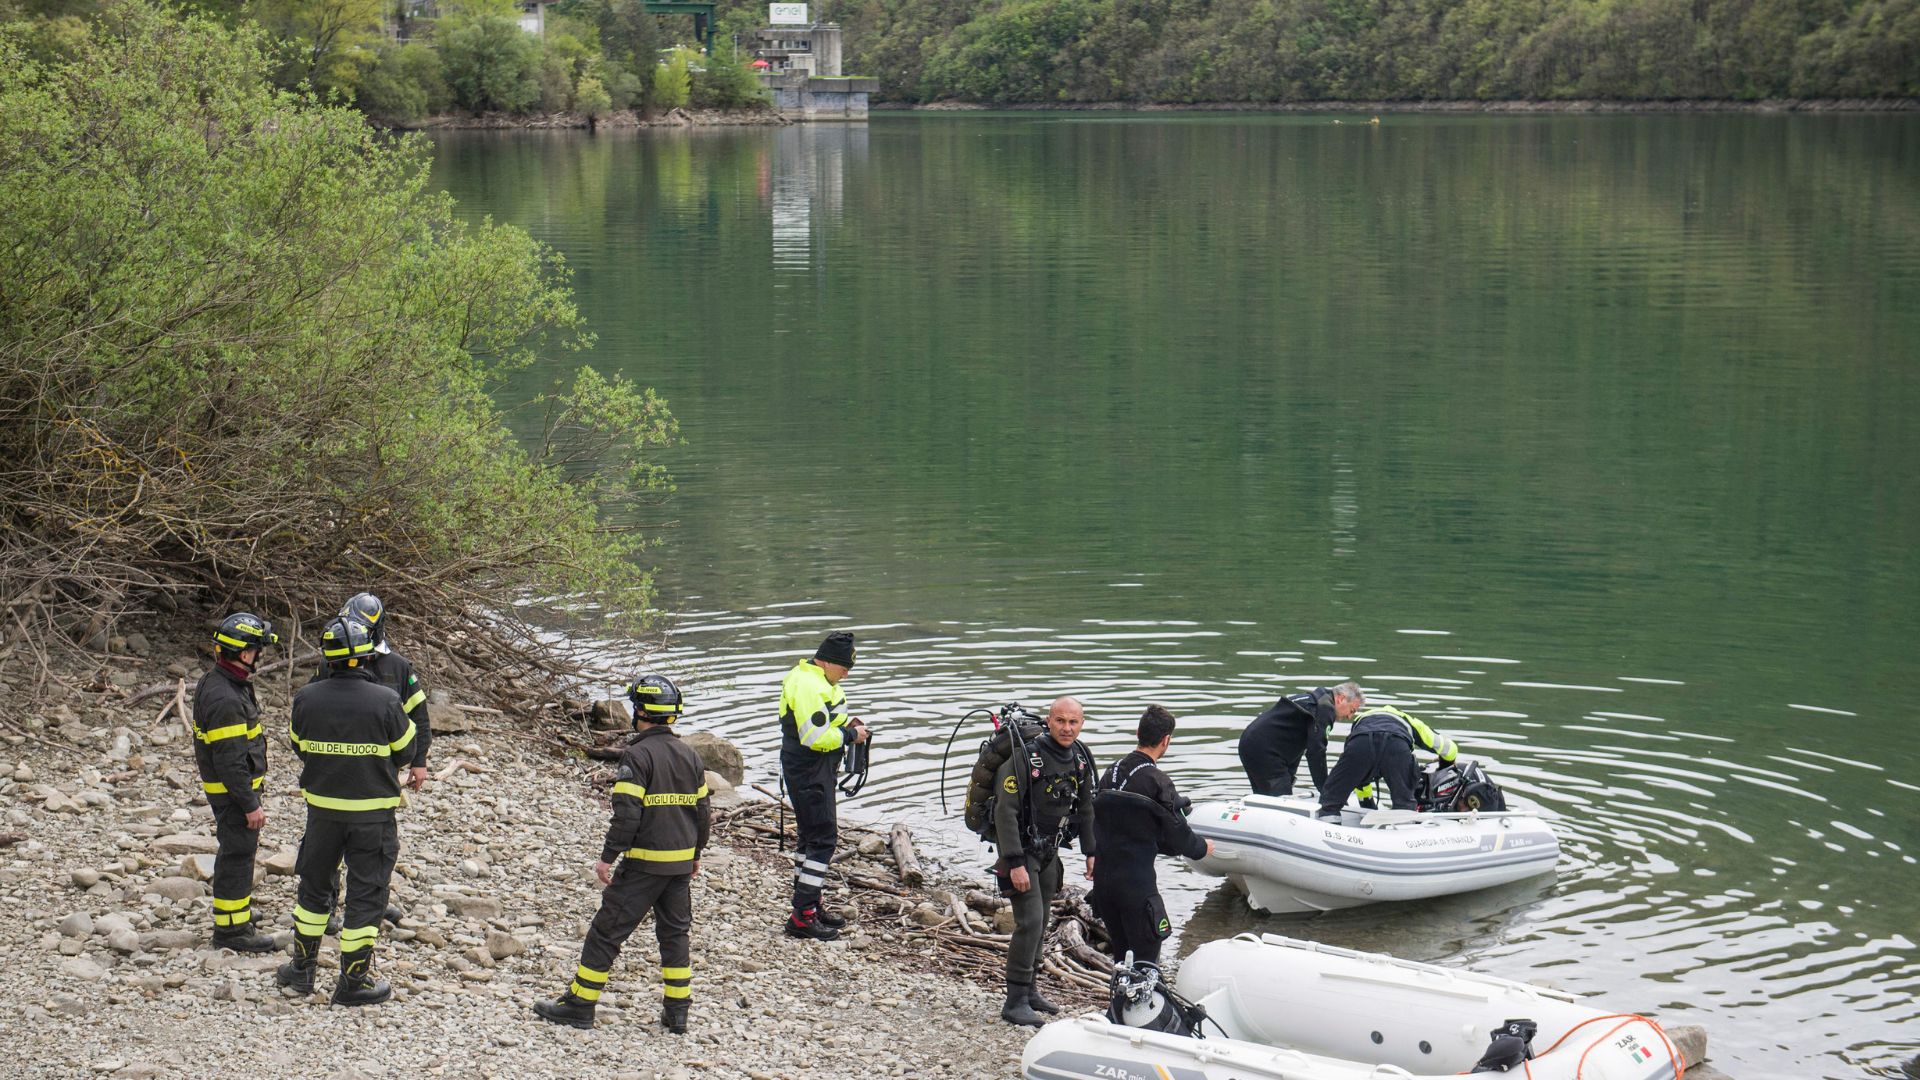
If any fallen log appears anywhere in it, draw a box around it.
[1055,916,1114,973]
[890,822,925,886]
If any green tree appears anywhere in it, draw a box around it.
[359,40,451,122]
[651,44,690,107]
[439,10,543,111]
[0,2,676,681]
[575,71,612,118]
[251,0,384,96]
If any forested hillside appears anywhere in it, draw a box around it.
[2,0,1913,117]
[813,0,1919,103]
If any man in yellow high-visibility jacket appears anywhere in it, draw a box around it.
[778,630,869,940]
[1317,705,1459,820]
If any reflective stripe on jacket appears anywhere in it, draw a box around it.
[1350,706,1458,763]
[779,659,849,755]
[600,725,712,874]
[289,667,414,818]
[191,664,266,811]
[312,649,431,769]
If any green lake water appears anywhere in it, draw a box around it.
[430,114,1920,1078]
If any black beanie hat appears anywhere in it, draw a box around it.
[814,630,856,668]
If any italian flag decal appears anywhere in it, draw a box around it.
[1633,1044,1654,1062]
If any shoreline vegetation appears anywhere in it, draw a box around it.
[0,2,677,714]
[881,96,1920,113]
[394,105,789,129]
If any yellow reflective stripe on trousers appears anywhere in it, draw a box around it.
[302,789,404,812]
[213,909,252,926]
[292,905,330,934]
[401,690,426,713]
[199,722,261,743]
[661,964,692,998]
[212,895,252,912]
[626,847,696,862]
[571,964,609,1001]
[338,925,378,952]
[202,776,265,794]
[641,786,708,806]
[612,781,647,799]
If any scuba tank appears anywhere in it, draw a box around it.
[1107,956,1202,1037]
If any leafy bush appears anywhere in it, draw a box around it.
[439,11,542,111]
[690,45,770,108]
[575,72,613,118]
[359,40,451,122]
[0,2,676,685]
[650,45,689,108]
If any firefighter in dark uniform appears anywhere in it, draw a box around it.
[275,616,415,1006]
[191,612,281,952]
[334,593,431,789]
[310,593,427,929]
[779,630,869,941]
[534,675,711,1032]
[1238,680,1365,797]
[995,695,1096,1028]
[1090,705,1211,970]
[1318,705,1460,820]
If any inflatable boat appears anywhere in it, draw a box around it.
[1185,792,1560,913]
[1023,934,1690,1080]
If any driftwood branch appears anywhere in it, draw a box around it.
[890,822,924,886]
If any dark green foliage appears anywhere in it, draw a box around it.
[690,42,772,107]
[835,0,1920,102]
[359,40,451,122]
[0,3,676,664]
[440,11,543,111]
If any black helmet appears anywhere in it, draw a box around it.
[340,592,385,648]
[319,615,377,668]
[214,612,279,658]
[626,674,684,725]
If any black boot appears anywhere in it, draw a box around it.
[382,904,405,927]
[211,924,278,954]
[533,990,596,1030]
[1002,982,1047,1027]
[815,906,848,930]
[1026,984,1062,1015]
[331,948,391,1007]
[661,997,689,1034]
[276,933,320,995]
[783,907,839,941]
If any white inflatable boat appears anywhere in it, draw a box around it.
[1023,934,1690,1080]
[1185,793,1560,913]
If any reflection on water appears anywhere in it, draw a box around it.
[428,115,1920,1079]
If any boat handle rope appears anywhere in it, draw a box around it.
[1474,1012,1684,1080]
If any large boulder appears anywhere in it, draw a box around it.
[680,731,743,784]
[589,698,632,731]
[704,771,743,810]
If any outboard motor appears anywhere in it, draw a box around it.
[1419,759,1508,813]
[1470,1017,1539,1073]
[1107,957,1194,1036]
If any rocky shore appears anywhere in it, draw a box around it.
[0,628,1058,1079]
[396,107,788,131]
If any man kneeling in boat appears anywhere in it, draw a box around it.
[1316,705,1458,821]
[1238,680,1365,797]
